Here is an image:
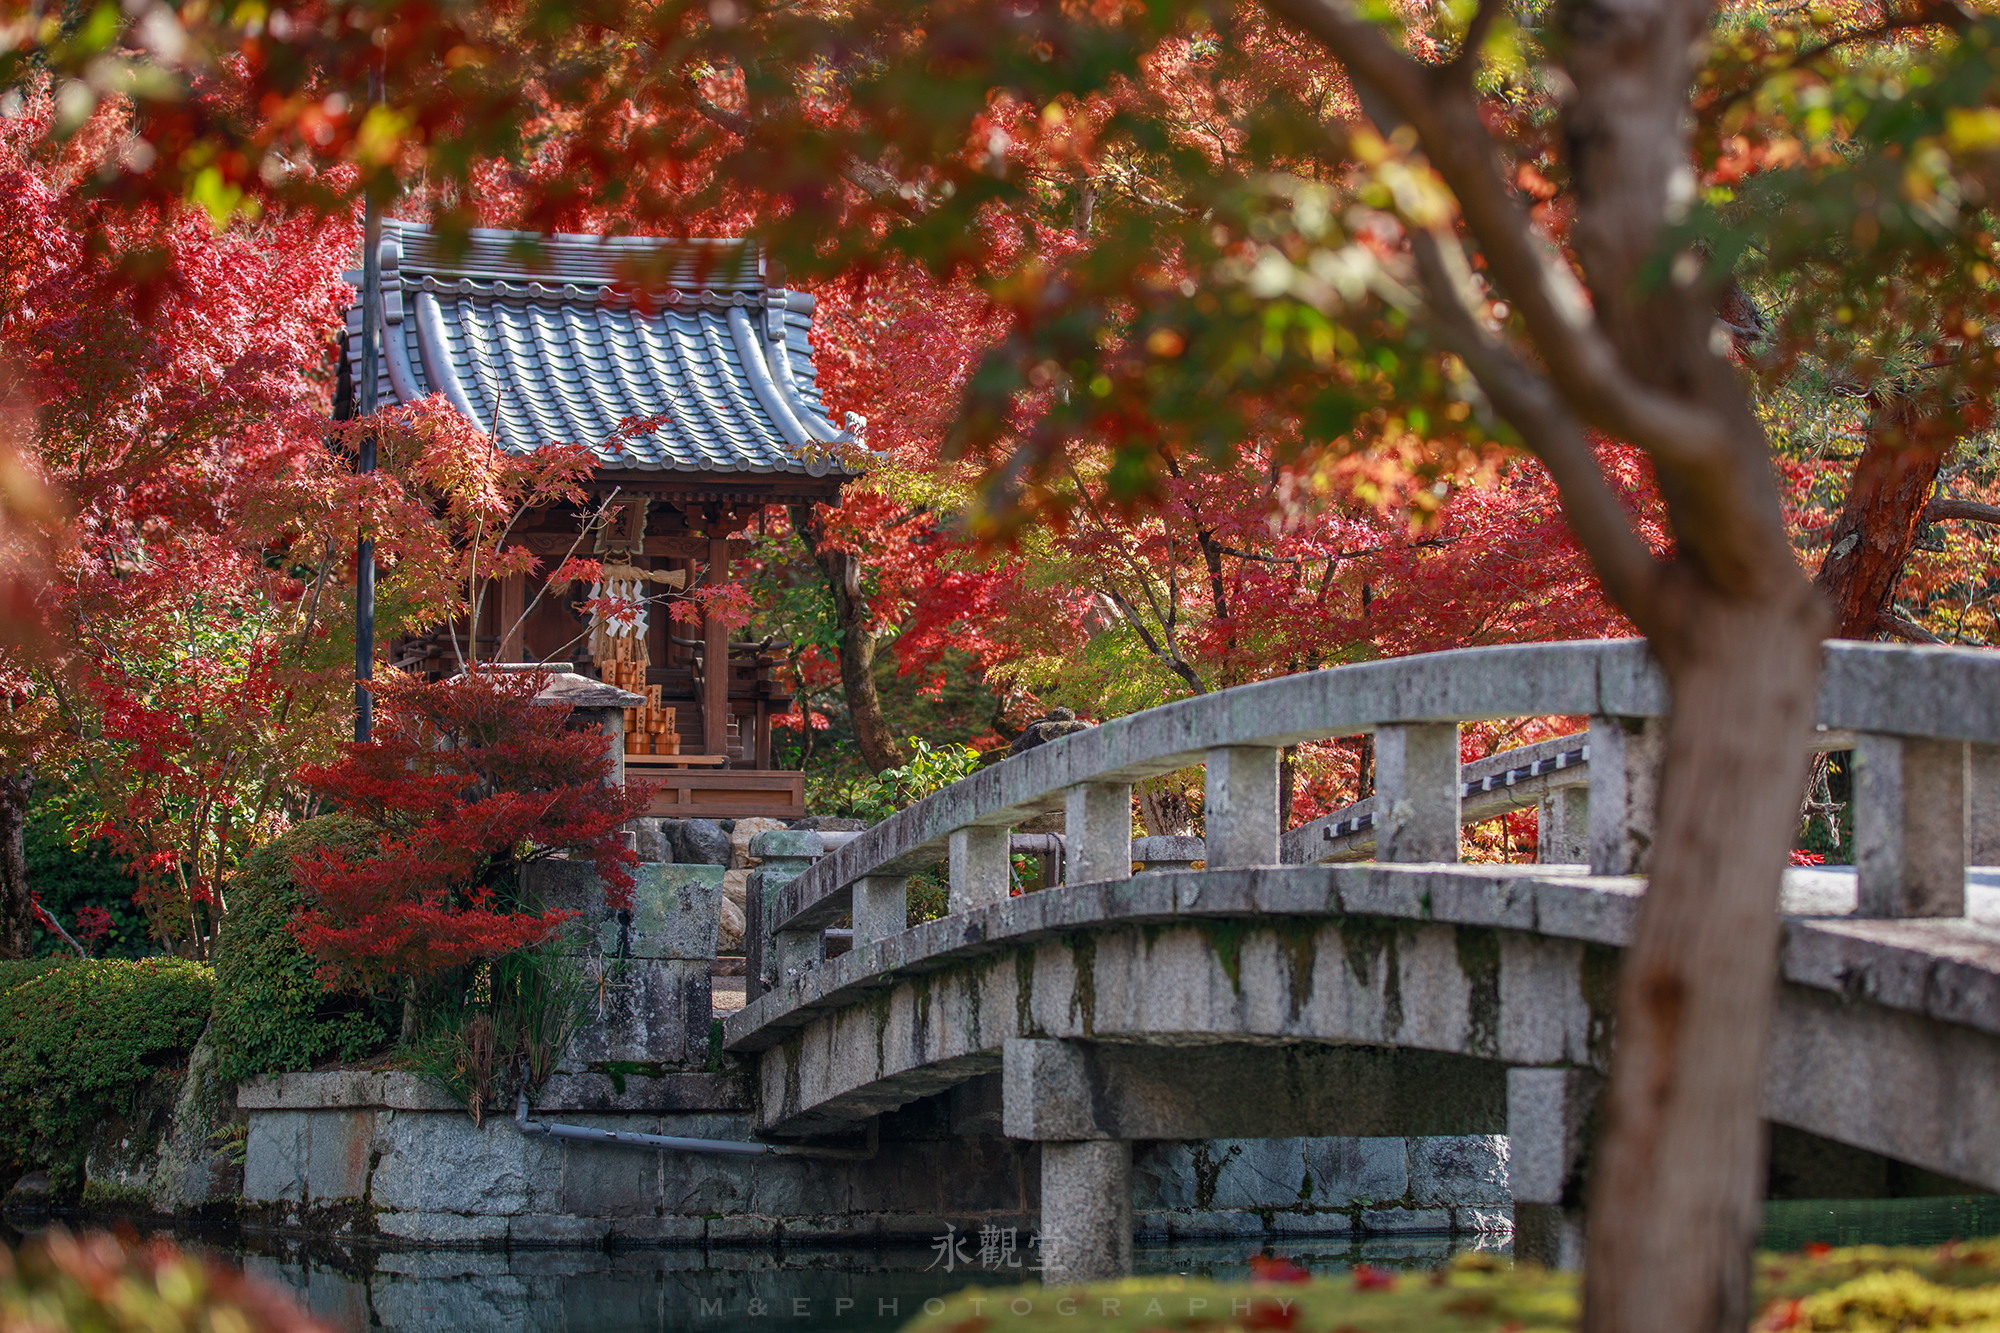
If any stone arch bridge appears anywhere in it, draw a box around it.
[722,640,2000,1282]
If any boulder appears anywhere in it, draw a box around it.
[792,815,867,833]
[666,818,731,867]
[629,818,671,864]
[147,1026,243,1215]
[2,1170,51,1220]
[1009,707,1094,757]
[728,817,790,869]
[722,868,752,909]
[717,897,747,953]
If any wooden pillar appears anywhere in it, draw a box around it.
[704,533,730,758]
[499,571,526,662]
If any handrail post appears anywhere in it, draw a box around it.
[852,875,909,945]
[1855,733,1967,917]
[1588,715,1664,876]
[949,826,1012,913]
[1066,782,1133,885]
[1205,747,1280,868]
[1375,723,1461,862]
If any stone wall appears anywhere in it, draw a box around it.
[1132,1135,1512,1240]
[236,1071,1513,1248]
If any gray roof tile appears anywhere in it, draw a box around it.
[343,221,860,476]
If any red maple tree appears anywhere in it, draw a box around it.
[288,668,647,992]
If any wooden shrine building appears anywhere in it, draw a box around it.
[341,221,861,819]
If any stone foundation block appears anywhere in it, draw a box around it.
[1269,1211,1360,1236]
[606,1215,709,1245]
[564,958,712,1068]
[370,1116,533,1216]
[303,1110,372,1202]
[508,1214,616,1247]
[771,1213,889,1243]
[1452,1205,1515,1234]
[1409,1135,1510,1206]
[706,1213,780,1243]
[374,1211,511,1245]
[1358,1207,1452,1235]
[244,1111,307,1204]
[1174,1210,1268,1238]
[612,863,725,960]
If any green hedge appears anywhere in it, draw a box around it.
[208,816,390,1084]
[0,957,213,1186]
[902,1240,2000,1332]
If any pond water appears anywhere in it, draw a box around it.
[215,1233,1494,1333]
[150,1196,1991,1333]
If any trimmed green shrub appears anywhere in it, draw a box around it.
[208,816,391,1084]
[0,957,213,1186]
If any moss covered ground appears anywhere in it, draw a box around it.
[901,1239,2000,1332]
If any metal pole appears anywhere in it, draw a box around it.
[355,70,381,743]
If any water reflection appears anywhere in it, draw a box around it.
[1762,1196,2000,1252]
[228,1234,1490,1333]
[21,1196,1994,1333]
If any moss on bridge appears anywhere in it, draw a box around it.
[901,1237,2000,1332]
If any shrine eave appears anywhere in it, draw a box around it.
[587,470,847,508]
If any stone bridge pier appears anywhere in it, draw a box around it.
[1004,1040,1513,1282]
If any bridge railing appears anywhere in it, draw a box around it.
[748,639,2000,1000]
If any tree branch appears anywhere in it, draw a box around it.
[1098,587,1209,694]
[1877,610,1945,644]
[685,80,918,218]
[1260,0,1734,471]
[1923,496,2000,528]
[1403,225,1666,629]
[1450,0,1505,75]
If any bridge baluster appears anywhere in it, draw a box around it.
[1969,744,2000,866]
[1066,782,1134,884]
[1855,734,1968,918]
[1205,746,1280,868]
[852,875,908,945]
[1375,723,1462,862]
[1588,715,1665,876]
[1538,787,1590,864]
[949,826,1013,912]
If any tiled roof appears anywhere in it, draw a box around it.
[341,221,860,478]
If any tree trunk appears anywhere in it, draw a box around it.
[1813,398,1947,638]
[0,771,31,959]
[1583,589,1825,1333]
[789,504,903,774]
